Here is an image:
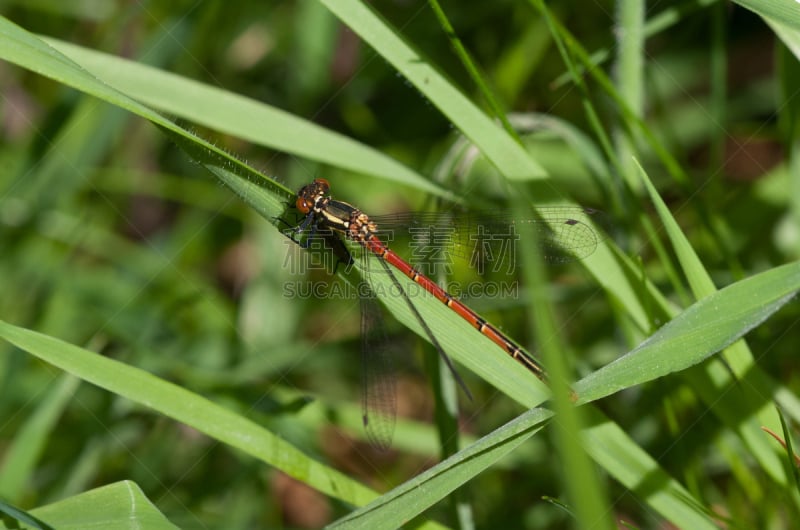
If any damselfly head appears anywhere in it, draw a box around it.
[296,178,331,214]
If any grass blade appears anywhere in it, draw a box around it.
[329,408,552,529]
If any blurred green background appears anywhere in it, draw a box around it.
[1,1,799,529]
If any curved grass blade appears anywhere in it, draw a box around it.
[0,319,378,508]
[24,482,175,530]
[574,261,800,402]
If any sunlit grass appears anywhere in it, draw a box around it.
[1,2,799,529]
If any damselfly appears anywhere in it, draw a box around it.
[289,178,604,449]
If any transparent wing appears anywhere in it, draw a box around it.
[370,207,608,270]
[358,279,397,451]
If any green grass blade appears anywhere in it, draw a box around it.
[29,482,177,530]
[636,161,716,296]
[0,320,378,507]
[770,17,800,59]
[734,0,800,31]
[774,408,800,491]
[0,500,54,530]
[329,408,552,529]
[574,261,800,401]
[613,0,645,191]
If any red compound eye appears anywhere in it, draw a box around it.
[296,196,312,213]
